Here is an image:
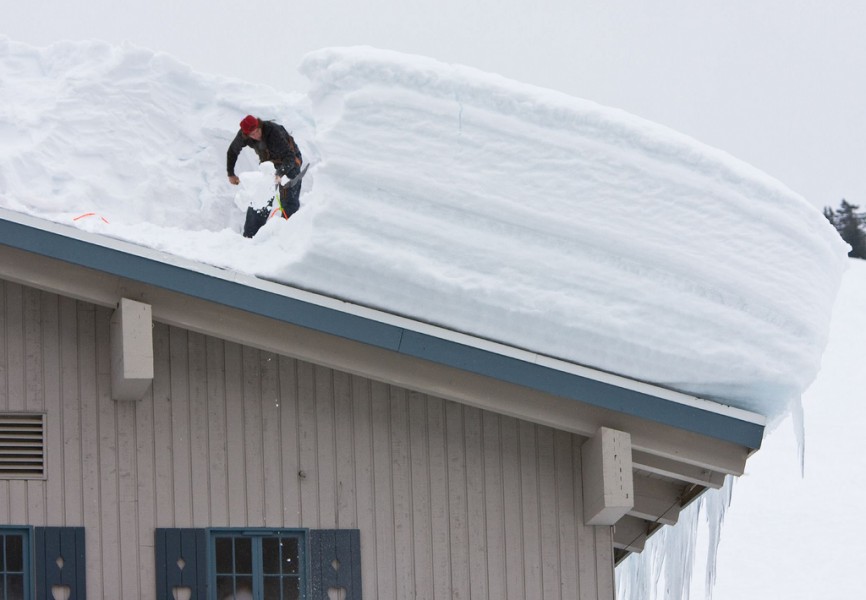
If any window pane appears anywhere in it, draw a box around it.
[7,574,23,600]
[0,536,4,570]
[235,576,253,598]
[283,577,300,600]
[215,575,234,599]
[262,538,279,574]
[5,537,21,572]
[234,538,252,574]
[281,538,299,575]
[262,576,281,600]
[215,537,233,574]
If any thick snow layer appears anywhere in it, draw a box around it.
[0,39,849,420]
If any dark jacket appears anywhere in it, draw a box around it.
[226,120,302,177]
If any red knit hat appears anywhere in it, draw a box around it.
[239,115,259,134]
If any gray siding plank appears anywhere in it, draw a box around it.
[0,281,10,524]
[538,426,561,600]
[390,388,414,600]
[9,481,30,525]
[297,360,319,526]
[5,283,24,412]
[114,309,140,599]
[60,296,83,525]
[135,369,157,600]
[96,306,121,599]
[370,381,396,600]
[483,412,507,600]
[77,302,102,599]
[595,526,615,600]
[6,285,26,524]
[187,332,210,527]
[0,284,6,521]
[42,292,63,524]
[446,401,469,600]
[23,288,45,526]
[427,396,451,600]
[23,286,43,411]
[241,346,265,526]
[169,328,193,525]
[0,480,6,525]
[260,351,283,527]
[206,337,228,526]
[151,323,175,528]
[408,391,433,599]
[351,376,376,599]
[24,288,45,526]
[278,356,301,526]
[520,421,542,599]
[555,430,578,600]
[117,400,140,600]
[464,406,488,600]
[315,365,337,529]
[223,341,246,526]
[500,416,524,600]
[333,370,356,528]
[0,281,6,413]
[113,314,140,598]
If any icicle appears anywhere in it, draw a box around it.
[701,476,734,599]
[616,477,736,600]
[790,395,806,476]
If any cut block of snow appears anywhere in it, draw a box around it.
[290,47,849,420]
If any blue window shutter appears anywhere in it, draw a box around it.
[309,529,362,599]
[33,526,86,600]
[155,528,207,600]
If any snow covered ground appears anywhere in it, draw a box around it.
[1,38,860,598]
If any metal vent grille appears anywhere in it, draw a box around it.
[0,413,45,479]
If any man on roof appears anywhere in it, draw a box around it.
[227,115,304,238]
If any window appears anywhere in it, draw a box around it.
[0,526,87,600]
[155,528,361,600]
[211,530,304,600]
[0,527,30,600]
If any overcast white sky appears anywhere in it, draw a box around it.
[6,1,866,210]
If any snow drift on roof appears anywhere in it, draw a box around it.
[0,39,849,421]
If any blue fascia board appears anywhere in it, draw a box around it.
[2,218,404,349]
[398,331,763,448]
[0,216,764,449]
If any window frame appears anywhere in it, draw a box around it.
[207,528,307,600]
[0,525,32,600]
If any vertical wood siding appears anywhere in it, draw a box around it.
[0,280,615,599]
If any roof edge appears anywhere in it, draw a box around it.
[0,209,765,447]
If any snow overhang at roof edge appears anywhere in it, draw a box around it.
[0,210,765,449]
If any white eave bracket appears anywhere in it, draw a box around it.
[110,298,154,401]
[582,426,634,526]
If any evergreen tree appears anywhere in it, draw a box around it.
[824,199,866,259]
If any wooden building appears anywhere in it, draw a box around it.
[0,209,764,599]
